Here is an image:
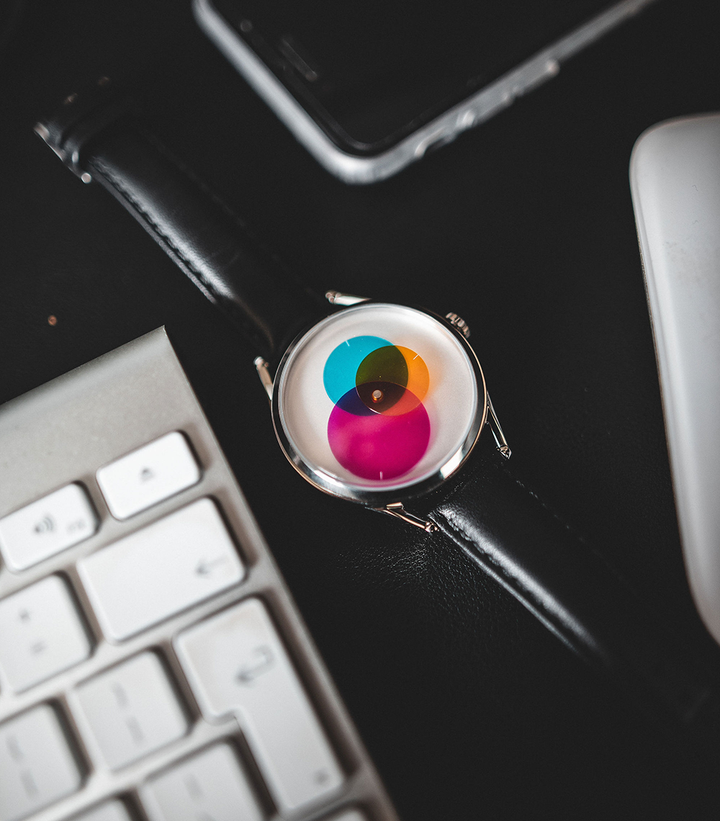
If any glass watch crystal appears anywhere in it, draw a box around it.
[272,303,487,504]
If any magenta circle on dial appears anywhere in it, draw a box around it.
[328,387,430,480]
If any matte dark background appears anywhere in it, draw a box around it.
[2,1,720,818]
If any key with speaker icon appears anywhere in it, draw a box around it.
[0,483,99,571]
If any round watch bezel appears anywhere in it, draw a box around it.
[270,302,488,507]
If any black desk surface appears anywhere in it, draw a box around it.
[2,1,720,817]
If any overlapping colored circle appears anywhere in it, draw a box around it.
[323,336,431,480]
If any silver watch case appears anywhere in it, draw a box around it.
[264,301,507,515]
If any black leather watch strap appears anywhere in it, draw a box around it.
[420,445,719,730]
[34,77,324,362]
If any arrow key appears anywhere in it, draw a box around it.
[78,498,245,641]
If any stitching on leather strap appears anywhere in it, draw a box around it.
[433,456,634,601]
[91,156,225,304]
[435,503,712,720]
[89,155,263,349]
[142,130,303,289]
[432,506,543,611]
[504,467,586,541]
[144,133,257,243]
[498,464,635,582]
[432,454,584,543]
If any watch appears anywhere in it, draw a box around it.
[34,77,720,731]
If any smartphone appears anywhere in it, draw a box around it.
[194,0,658,184]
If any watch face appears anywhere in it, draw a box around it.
[272,303,486,504]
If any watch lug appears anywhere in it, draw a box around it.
[487,393,511,459]
[377,502,439,533]
[254,357,274,401]
[325,290,370,306]
[445,312,471,339]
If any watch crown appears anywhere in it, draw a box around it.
[445,312,471,339]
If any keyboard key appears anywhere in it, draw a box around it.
[330,810,369,821]
[0,575,92,693]
[74,800,133,821]
[74,652,187,771]
[176,599,343,814]
[96,432,201,520]
[141,743,263,821]
[0,703,83,821]
[77,498,244,641]
[0,483,98,571]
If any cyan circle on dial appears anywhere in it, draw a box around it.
[323,335,391,404]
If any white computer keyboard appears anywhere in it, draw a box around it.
[0,328,398,821]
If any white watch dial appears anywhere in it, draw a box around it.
[273,303,485,502]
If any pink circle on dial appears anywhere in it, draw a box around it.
[327,390,431,480]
